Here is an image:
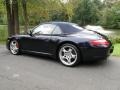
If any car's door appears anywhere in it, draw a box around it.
[21,24,56,54]
[47,25,63,54]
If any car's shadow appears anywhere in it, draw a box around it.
[22,53,59,62]
[79,60,109,67]
[21,52,109,68]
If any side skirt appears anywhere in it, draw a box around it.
[21,49,53,56]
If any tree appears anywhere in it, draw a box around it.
[13,0,20,34]
[73,0,101,25]
[5,0,15,36]
[0,1,6,24]
[64,0,74,22]
[5,0,19,36]
[73,0,90,25]
[99,1,120,29]
[22,0,28,33]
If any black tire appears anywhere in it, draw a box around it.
[58,44,81,67]
[9,40,20,55]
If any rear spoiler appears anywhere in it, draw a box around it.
[87,29,108,40]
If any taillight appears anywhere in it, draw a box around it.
[89,39,109,47]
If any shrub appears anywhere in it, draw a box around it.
[108,35,120,44]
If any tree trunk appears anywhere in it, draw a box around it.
[5,0,15,36]
[22,0,28,34]
[5,0,19,36]
[12,0,20,34]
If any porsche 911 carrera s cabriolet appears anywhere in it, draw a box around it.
[6,22,114,67]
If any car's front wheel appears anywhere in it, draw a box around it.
[9,40,20,55]
[58,44,81,67]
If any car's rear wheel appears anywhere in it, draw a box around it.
[58,44,81,67]
[9,40,20,55]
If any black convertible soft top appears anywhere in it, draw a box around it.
[46,21,84,34]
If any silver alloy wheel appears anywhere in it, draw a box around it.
[10,40,19,55]
[59,45,77,66]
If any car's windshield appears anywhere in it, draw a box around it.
[59,24,84,34]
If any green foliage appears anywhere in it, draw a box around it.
[73,0,101,25]
[26,0,67,25]
[107,30,120,44]
[0,1,7,24]
[99,1,120,29]
[108,35,120,44]
[112,44,120,56]
[0,0,120,29]
[107,31,120,44]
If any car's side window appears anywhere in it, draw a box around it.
[33,24,56,35]
[52,26,62,35]
[32,25,43,35]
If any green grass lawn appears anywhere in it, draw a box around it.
[112,44,120,56]
[0,41,6,45]
[0,25,8,41]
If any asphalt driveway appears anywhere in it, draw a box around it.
[0,45,120,90]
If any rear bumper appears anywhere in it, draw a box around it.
[80,46,114,61]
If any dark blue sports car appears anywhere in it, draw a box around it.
[6,22,114,67]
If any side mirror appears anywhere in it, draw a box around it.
[27,29,33,36]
